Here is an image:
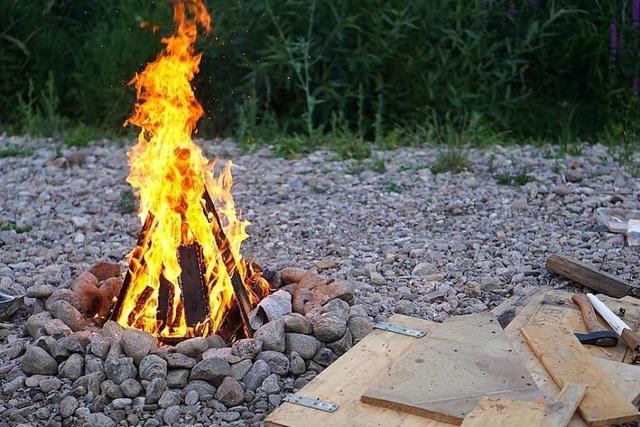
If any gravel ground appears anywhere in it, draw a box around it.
[1,135,640,425]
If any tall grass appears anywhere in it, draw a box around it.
[0,0,637,150]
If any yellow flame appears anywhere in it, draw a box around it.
[115,0,265,339]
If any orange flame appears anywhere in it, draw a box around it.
[115,0,267,339]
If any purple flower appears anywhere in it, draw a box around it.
[633,0,640,32]
[610,20,618,68]
[507,1,518,18]
[528,0,537,12]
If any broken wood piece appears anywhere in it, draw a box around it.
[265,314,444,427]
[0,291,23,320]
[361,313,541,425]
[522,323,640,426]
[595,207,640,234]
[460,384,585,427]
[546,254,640,299]
[545,384,587,427]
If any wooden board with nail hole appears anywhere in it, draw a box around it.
[522,323,640,426]
[361,313,542,425]
[264,314,448,427]
[505,289,640,427]
[460,383,585,427]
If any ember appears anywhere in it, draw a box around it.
[109,0,270,341]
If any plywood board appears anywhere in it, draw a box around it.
[460,397,546,427]
[505,289,640,427]
[361,313,542,425]
[460,384,585,427]
[264,314,449,427]
[522,323,640,426]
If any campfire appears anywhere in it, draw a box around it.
[108,0,270,342]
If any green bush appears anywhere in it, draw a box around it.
[0,0,637,147]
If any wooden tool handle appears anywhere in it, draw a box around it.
[546,254,637,298]
[621,329,640,352]
[572,294,605,332]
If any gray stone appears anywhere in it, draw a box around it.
[72,372,105,396]
[120,378,142,398]
[85,354,104,374]
[139,354,167,381]
[158,390,181,408]
[285,333,320,359]
[215,376,244,407]
[347,316,372,343]
[243,359,271,391]
[327,329,353,356]
[49,299,85,331]
[26,312,52,339]
[104,357,137,384]
[231,359,253,381]
[101,379,123,399]
[289,352,306,375]
[254,319,286,352]
[185,389,199,406]
[311,312,347,342]
[59,353,84,380]
[39,376,62,392]
[120,329,156,364]
[260,373,280,394]
[26,284,54,298]
[166,369,190,388]
[163,405,181,425]
[190,357,230,386]
[175,337,208,357]
[21,346,58,375]
[89,334,111,359]
[145,378,167,404]
[59,395,78,418]
[206,334,227,349]
[112,397,132,409]
[232,338,262,360]
[321,298,350,320]
[256,351,289,375]
[165,352,196,369]
[283,313,312,334]
[184,380,216,400]
[84,412,116,427]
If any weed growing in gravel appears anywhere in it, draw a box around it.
[494,172,534,186]
[431,146,470,174]
[0,222,31,233]
[0,144,33,158]
[345,163,365,175]
[63,124,104,147]
[369,158,386,173]
[310,185,327,194]
[115,189,137,214]
[383,181,402,193]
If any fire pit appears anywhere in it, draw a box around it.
[2,2,372,425]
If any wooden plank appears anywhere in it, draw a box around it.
[544,384,586,427]
[546,254,640,299]
[522,323,640,426]
[264,314,447,427]
[460,384,585,427]
[505,289,640,427]
[460,397,546,427]
[361,313,541,425]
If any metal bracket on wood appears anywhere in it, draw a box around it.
[373,321,426,337]
[284,394,339,412]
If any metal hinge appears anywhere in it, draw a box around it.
[373,321,426,337]
[284,394,339,412]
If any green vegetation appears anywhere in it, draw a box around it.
[114,190,137,215]
[0,0,638,153]
[0,222,32,233]
[0,144,33,158]
[494,172,535,186]
[431,147,471,174]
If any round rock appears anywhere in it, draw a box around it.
[189,357,230,386]
[22,346,58,375]
[139,354,167,381]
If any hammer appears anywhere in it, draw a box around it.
[571,294,619,347]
